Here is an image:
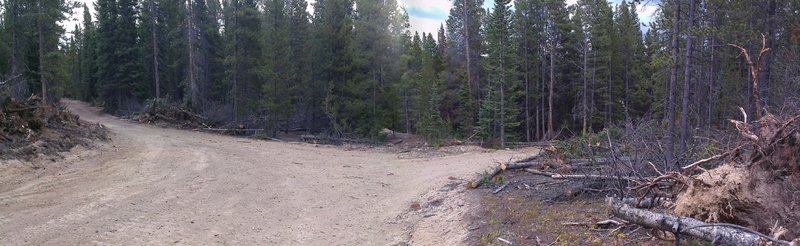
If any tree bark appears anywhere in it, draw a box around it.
[187,0,198,109]
[463,0,473,117]
[150,0,161,100]
[38,0,47,104]
[525,40,531,142]
[582,42,588,135]
[607,198,780,246]
[548,47,554,140]
[666,0,681,170]
[679,0,695,159]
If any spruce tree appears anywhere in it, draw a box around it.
[478,0,521,146]
[287,0,313,131]
[79,4,98,101]
[223,0,263,120]
[446,0,484,136]
[263,0,292,135]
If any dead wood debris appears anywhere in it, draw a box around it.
[609,112,800,244]
[470,111,800,245]
[608,197,789,246]
[1,96,108,160]
[135,105,209,129]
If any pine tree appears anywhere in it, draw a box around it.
[223,0,263,120]
[79,4,98,101]
[35,0,68,104]
[139,0,165,101]
[329,0,405,136]
[478,0,520,146]
[417,33,447,139]
[263,0,292,135]
[514,0,545,141]
[192,0,225,108]
[116,0,146,109]
[446,0,484,136]
[286,0,313,131]
[316,0,354,136]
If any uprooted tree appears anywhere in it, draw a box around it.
[607,112,800,245]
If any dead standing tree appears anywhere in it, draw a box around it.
[729,34,771,121]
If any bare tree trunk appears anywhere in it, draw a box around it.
[232,13,239,121]
[500,37,506,147]
[10,0,21,96]
[624,38,630,126]
[525,44,531,142]
[187,0,198,109]
[38,0,47,104]
[500,80,506,147]
[666,0,681,170]
[548,48,554,139]
[150,0,161,100]
[759,0,776,109]
[463,0,473,117]
[707,36,716,131]
[679,0,695,159]
[582,43,588,135]
[607,198,779,246]
[540,55,546,140]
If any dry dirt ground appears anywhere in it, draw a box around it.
[0,100,536,245]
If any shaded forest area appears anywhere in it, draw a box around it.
[1,0,799,159]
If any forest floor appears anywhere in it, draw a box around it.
[466,170,658,246]
[0,99,538,245]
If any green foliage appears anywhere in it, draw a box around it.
[3,0,799,150]
[478,0,521,146]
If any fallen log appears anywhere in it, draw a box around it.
[621,197,672,208]
[606,197,791,246]
[468,161,540,188]
[513,156,632,168]
[525,169,643,182]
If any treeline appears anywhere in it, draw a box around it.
[1,0,799,151]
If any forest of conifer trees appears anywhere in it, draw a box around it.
[1,0,799,152]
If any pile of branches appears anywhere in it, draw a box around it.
[609,111,800,245]
[1,96,108,159]
[470,112,800,245]
[136,105,210,129]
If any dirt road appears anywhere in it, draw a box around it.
[0,100,534,245]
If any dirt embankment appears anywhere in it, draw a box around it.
[0,99,536,245]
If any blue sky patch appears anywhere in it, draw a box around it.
[406,6,449,20]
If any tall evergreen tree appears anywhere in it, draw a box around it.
[263,0,292,135]
[286,0,313,131]
[36,0,68,104]
[477,0,520,146]
[79,4,98,101]
[223,0,263,120]
[316,0,354,136]
[446,0,484,136]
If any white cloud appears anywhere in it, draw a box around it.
[399,0,452,14]
[409,15,445,36]
[636,3,658,24]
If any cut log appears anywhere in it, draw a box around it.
[606,197,790,246]
[469,162,539,189]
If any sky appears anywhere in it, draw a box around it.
[64,0,659,39]
[402,0,660,35]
